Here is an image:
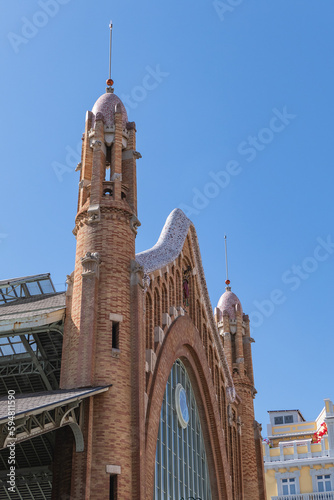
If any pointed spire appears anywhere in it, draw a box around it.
[106,21,114,93]
[224,235,231,291]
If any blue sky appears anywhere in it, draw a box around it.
[1,0,333,431]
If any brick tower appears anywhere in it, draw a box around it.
[216,285,266,500]
[54,67,266,498]
[59,80,143,499]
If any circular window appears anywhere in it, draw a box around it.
[175,383,189,428]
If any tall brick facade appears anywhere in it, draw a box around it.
[56,82,266,499]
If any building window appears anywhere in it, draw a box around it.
[154,359,212,499]
[109,475,117,500]
[275,471,300,496]
[310,466,334,492]
[274,415,293,425]
[317,475,332,492]
[112,322,120,349]
[282,478,296,495]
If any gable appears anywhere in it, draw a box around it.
[136,208,235,402]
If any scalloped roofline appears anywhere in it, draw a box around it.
[135,208,235,398]
[136,208,192,273]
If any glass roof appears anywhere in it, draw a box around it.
[0,274,56,304]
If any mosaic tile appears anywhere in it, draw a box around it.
[91,92,128,128]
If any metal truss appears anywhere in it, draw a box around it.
[0,400,84,452]
[0,465,52,487]
[0,324,63,395]
[0,359,61,380]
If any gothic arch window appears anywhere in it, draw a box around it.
[232,427,238,498]
[161,283,168,315]
[146,292,153,349]
[202,324,208,357]
[217,375,222,419]
[214,366,219,390]
[208,346,213,375]
[231,332,236,364]
[196,300,201,334]
[105,145,112,180]
[154,288,161,328]
[182,260,192,312]
[154,359,212,499]
[175,270,181,306]
[220,380,227,436]
[169,277,175,309]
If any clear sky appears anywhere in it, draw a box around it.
[2,1,333,432]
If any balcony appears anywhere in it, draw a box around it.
[272,493,334,500]
[263,438,330,464]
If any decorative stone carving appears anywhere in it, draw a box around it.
[228,405,234,426]
[154,326,164,345]
[237,416,243,435]
[130,215,141,235]
[177,306,185,316]
[66,273,74,297]
[91,139,102,150]
[162,313,171,328]
[227,386,236,403]
[253,420,262,439]
[143,273,150,292]
[79,179,90,189]
[146,349,157,373]
[81,252,101,278]
[130,260,144,287]
[111,348,120,359]
[169,306,178,318]
[110,172,122,182]
[87,204,100,223]
[95,112,105,122]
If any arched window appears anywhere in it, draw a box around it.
[154,288,161,328]
[203,324,208,357]
[169,277,175,309]
[154,359,212,499]
[214,366,219,392]
[175,270,181,306]
[145,293,153,349]
[162,283,168,315]
[196,300,201,333]
[208,346,213,374]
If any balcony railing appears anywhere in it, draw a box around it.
[272,493,334,500]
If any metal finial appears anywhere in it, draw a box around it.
[106,21,114,91]
[224,235,231,289]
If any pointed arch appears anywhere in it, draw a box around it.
[161,282,168,315]
[175,270,181,306]
[208,345,213,375]
[145,292,153,349]
[203,324,208,357]
[154,288,161,328]
[145,315,232,500]
[196,299,201,334]
[169,276,175,309]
